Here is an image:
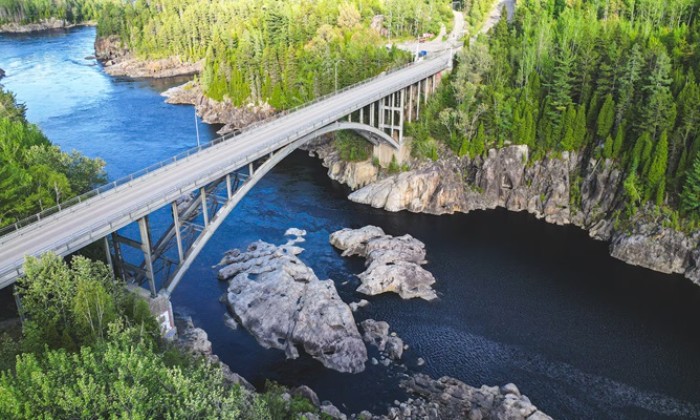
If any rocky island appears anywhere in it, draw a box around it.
[217,230,367,373]
[330,226,438,300]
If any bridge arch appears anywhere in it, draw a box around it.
[161,121,397,294]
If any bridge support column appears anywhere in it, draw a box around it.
[171,202,184,262]
[200,187,209,227]
[128,285,176,340]
[138,216,157,297]
[103,236,115,281]
[370,102,375,126]
[416,81,421,119]
[111,232,126,282]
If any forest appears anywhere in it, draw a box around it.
[412,0,700,223]
[96,0,454,108]
[0,88,106,228]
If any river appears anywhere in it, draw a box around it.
[2,27,700,419]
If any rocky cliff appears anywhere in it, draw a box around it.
[321,144,699,285]
[162,82,274,136]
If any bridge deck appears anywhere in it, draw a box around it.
[0,55,449,288]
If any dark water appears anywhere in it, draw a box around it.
[2,27,700,419]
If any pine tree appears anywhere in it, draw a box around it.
[646,130,668,203]
[612,126,624,158]
[681,154,700,214]
[560,105,576,151]
[572,104,587,150]
[596,93,615,138]
[602,135,614,159]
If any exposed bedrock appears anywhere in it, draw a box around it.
[324,144,699,285]
[330,226,437,301]
[217,234,367,373]
[162,81,274,136]
[94,36,203,79]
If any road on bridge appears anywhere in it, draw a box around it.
[0,55,450,288]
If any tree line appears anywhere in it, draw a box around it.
[0,0,107,24]
[412,0,700,222]
[96,0,454,109]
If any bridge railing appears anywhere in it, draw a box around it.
[0,55,449,241]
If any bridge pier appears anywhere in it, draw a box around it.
[128,285,177,339]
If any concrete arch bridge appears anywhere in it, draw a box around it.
[0,55,450,333]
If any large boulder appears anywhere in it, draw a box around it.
[219,239,367,373]
[360,319,404,361]
[331,227,437,301]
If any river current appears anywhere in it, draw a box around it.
[2,27,700,419]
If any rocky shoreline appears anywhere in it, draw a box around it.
[94,35,204,79]
[162,81,274,136]
[315,143,700,286]
[217,230,368,373]
[0,18,94,33]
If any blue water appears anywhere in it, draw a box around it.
[2,27,700,419]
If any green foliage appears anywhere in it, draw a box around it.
[419,0,700,218]
[0,0,108,25]
[681,154,700,215]
[0,324,263,419]
[0,87,106,228]
[95,0,452,109]
[334,131,371,162]
[596,94,615,139]
[16,253,158,353]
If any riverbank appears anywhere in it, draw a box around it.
[0,18,94,34]
[317,143,700,286]
[144,65,700,286]
[94,35,203,79]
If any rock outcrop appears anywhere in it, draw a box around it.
[174,315,254,391]
[330,226,437,300]
[162,82,274,136]
[340,145,700,285]
[360,319,404,361]
[306,139,379,190]
[218,234,367,373]
[356,374,551,420]
[94,36,203,79]
[610,211,700,278]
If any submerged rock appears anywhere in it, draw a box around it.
[218,239,367,373]
[330,226,437,301]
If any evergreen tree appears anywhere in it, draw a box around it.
[681,154,700,214]
[646,130,668,203]
[596,93,615,138]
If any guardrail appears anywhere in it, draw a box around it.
[0,54,449,242]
